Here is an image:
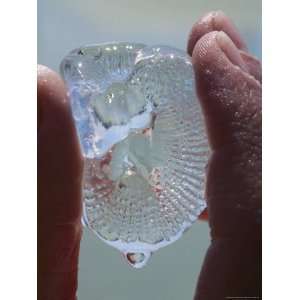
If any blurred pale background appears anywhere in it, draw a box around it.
[38,1,261,299]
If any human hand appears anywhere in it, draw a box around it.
[188,11,261,299]
[37,10,261,300]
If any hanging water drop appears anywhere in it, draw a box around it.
[124,251,152,269]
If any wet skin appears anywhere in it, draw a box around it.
[38,11,261,300]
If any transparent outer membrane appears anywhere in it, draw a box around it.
[60,42,209,268]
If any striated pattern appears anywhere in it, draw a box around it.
[60,42,209,268]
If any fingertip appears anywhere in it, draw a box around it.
[192,31,247,76]
[191,31,260,150]
[37,65,69,132]
[37,64,66,98]
[37,63,82,223]
[187,10,247,56]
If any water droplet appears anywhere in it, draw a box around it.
[124,251,151,268]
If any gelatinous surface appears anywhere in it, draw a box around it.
[60,42,209,268]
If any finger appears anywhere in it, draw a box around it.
[192,31,261,153]
[187,11,247,56]
[187,11,261,83]
[37,65,83,300]
[240,50,262,83]
[193,29,261,245]
[191,32,261,299]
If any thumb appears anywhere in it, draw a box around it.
[191,30,261,300]
[38,65,83,300]
[192,31,261,239]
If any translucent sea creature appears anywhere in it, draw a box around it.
[60,42,209,268]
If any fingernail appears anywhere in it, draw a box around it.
[216,31,248,72]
